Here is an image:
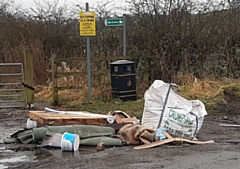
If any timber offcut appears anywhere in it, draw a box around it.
[28,111,107,126]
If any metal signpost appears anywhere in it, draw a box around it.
[105,16,126,56]
[79,3,96,100]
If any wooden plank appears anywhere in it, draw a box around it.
[24,49,34,105]
[176,138,215,145]
[56,57,86,62]
[134,138,175,150]
[56,71,86,77]
[134,137,214,150]
[57,86,81,90]
[52,54,58,105]
[28,111,107,126]
[162,131,173,139]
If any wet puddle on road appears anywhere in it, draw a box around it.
[0,147,36,168]
[0,146,97,168]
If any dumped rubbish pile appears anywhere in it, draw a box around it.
[3,80,214,152]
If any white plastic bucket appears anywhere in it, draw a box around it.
[61,132,80,151]
[26,118,37,129]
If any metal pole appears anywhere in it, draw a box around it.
[123,14,126,56]
[86,3,92,100]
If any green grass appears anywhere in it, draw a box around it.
[64,98,144,118]
[35,79,240,116]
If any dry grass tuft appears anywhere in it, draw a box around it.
[35,84,52,100]
[187,80,223,99]
[34,77,240,115]
[34,81,112,103]
[178,77,239,99]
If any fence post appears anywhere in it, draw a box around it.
[143,59,149,82]
[51,53,58,105]
[100,59,105,83]
[24,49,34,108]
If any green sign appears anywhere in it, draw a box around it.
[105,18,124,26]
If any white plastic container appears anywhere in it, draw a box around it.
[61,132,80,151]
[26,118,37,129]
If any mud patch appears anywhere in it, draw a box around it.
[216,89,240,115]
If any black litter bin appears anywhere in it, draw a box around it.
[110,60,136,101]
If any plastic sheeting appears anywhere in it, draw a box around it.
[80,137,122,146]
[141,80,208,139]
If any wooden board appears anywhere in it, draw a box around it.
[134,132,215,150]
[162,131,173,139]
[134,138,176,150]
[28,111,107,126]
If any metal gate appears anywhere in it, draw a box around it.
[0,63,25,108]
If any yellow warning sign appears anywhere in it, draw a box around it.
[79,11,96,36]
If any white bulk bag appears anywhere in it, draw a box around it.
[141,80,207,139]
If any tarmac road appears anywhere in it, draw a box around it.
[1,107,240,169]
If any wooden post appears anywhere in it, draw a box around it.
[143,58,149,83]
[24,49,34,107]
[51,54,58,105]
[100,59,104,84]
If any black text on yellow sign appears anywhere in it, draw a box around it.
[79,11,96,36]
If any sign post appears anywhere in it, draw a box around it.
[105,18,124,27]
[80,3,96,101]
[105,17,126,56]
[123,15,126,56]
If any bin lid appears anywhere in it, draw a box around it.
[110,60,134,65]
